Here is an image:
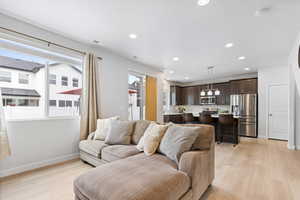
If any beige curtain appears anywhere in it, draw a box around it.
[80,53,100,140]
[145,76,157,121]
[0,88,11,160]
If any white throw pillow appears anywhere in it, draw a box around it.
[136,122,169,155]
[94,116,120,140]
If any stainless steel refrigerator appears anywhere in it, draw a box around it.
[230,94,257,137]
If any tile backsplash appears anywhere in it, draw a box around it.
[165,105,231,114]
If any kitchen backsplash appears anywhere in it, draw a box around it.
[165,105,231,114]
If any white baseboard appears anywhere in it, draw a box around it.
[287,144,296,150]
[0,153,79,178]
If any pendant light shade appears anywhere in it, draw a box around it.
[200,90,206,96]
[207,90,213,96]
[215,89,220,96]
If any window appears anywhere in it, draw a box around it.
[72,78,79,87]
[19,73,29,84]
[49,100,56,107]
[0,38,83,119]
[66,100,72,107]
[74,101,79,107]
[58,100,66,107]
[0,71,11,82]
[128,73,145,120]
[61,76,68,86]
[49,74,56,85]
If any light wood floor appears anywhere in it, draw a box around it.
[1,138,299,200]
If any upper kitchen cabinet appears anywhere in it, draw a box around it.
[182,86,199,105]
[214,82,230,105]
[170,86,183,105]
[230,78,257,94]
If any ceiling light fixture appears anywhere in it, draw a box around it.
[197,0,210,6]
[169,70,175,74]
[238,56,246,60]
[184,77,190,80]
[244,67,250,71]
[129,34,137,39]
[225,43,234,48]
[173,57,179,61]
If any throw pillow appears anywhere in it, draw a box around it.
[136,122,169,155]
[104,120,134,145]
[158,125,200,164]
[131,120,151,144]
[94,116,120,140]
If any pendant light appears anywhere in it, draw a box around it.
[200,90,206,96]
[214,89,220,96]
[207,66,213,96]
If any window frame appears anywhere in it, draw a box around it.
[18,73,29,84]
[72,78,79,87]
[61,76,68,86]
[49,74,56,85]
[0,70,12,83]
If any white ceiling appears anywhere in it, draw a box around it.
[0,0,300,82]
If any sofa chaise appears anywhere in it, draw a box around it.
[75,121,215,200]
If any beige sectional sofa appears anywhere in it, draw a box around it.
[75,121,215,200]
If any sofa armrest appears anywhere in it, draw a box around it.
[87,132,96,140]
[179,150,211,200]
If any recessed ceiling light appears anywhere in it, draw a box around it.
[197,0,210,6]
[184,76,190,80]
[255,7,272,17]
[173,57,179,61]
[225,43,234,48]
[129,34,137,39]
[168,70,175,74]
[238,56,246,60]
[244,67,250,71]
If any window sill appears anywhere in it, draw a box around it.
[7,116,80,122]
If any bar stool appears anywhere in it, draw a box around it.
[199,112,213,124]
[182,113,194,123]
[218,114,239,146]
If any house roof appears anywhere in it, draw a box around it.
[1,87,41,97]
[0,55,44,73]
[0,56,82,73]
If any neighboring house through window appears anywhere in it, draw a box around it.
[72,78,78,87]
[58,100,66,107]
[19,73,29,84]
[66,100,72,107]
[49,100,56,107]
[0,71,11,82]
[49,74,56,85]
[61,76,68,86]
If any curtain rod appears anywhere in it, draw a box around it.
[0,26,102,60]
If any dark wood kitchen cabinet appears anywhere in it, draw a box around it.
[230,78,257,94]
[182,86,199,105]
[214,82,230,105]
[170,86,183,105]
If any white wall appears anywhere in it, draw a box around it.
[288,32,300,149]
[0,118,80,177]
[0,13,163,176]
[257,66,289,138]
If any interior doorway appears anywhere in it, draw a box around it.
[268,84,289,140]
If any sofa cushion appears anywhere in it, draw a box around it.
[101,145,141,162]
[94,116,120,140]
[131,120,151,144]
[158,125,200,164]
[74,153,190,200]
[105,120,134,145]
[136,122,168,152]
[79,140,108,158]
